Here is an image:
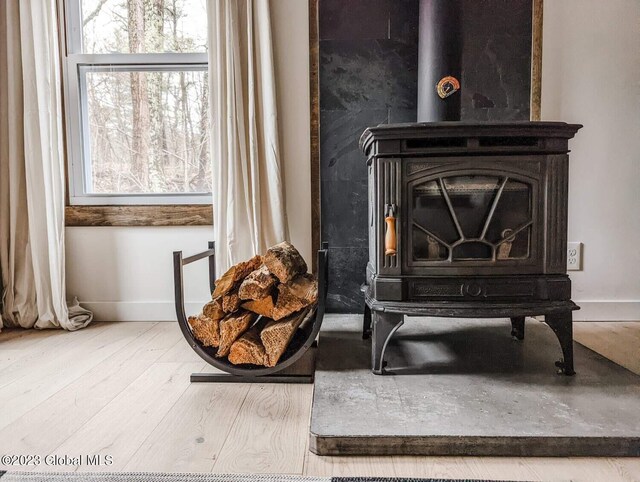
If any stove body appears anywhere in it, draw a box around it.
[360,122,582,375]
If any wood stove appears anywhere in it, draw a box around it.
[360,121,582,375]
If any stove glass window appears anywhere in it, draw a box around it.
[411,175,532,261]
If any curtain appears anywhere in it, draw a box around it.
[0,0,92,331]
[208,0,289,274]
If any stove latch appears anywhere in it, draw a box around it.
[385,203,397,257]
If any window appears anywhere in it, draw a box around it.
[62,0,210,205]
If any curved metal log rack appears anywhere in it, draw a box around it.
[173,242,329,383]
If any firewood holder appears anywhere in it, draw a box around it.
[173,241,329,384]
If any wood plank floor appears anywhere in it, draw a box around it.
[0,319,638,481]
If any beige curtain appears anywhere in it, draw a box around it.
[208,0,289,274]
[0,0,92,331]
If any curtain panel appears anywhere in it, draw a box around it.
[0,0,92,330]
[208,0,289,274]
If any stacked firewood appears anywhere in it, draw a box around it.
[188,242,318,367]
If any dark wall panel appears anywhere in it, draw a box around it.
[460,0,533,121]
[319,0,419,312]
[319,0,532,313]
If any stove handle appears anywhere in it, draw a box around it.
[385,204,397,257]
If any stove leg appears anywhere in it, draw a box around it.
[372,311,404,375]
[510,316,525,340]
[544,312,576,376]
[363,305,372,339]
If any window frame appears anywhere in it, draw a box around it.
[62,0,211,207]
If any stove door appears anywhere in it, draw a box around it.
[404,157,543,275]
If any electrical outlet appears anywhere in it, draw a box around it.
[567,242,583,271]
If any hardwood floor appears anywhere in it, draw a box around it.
[574,321,640,375]
[0,319,638,481]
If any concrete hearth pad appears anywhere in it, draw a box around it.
[310,315,640,456]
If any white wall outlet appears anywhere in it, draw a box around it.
[567,242,583,271]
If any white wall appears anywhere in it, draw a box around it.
[66,0,311,321]
[541,0,640,320]
[66,227,213,321]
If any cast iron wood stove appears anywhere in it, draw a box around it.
[360,121,582,375]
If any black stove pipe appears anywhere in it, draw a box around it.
[417,0,463,122]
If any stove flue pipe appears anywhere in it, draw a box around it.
[417,0,463,122]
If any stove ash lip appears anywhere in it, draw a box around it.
[359,121,583,155]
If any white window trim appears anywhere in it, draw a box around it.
[61,0,211,206]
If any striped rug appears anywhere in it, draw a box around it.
[0,472,501,482]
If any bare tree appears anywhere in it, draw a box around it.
[128,0,150,187]
[82,0,210,194]
[195,71,209,192]
[145,0,166,191]
[83,0,109,26]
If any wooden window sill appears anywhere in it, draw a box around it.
[65,205,213,227]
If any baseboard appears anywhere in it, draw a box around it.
[81,300,640,323]
[572,301,640,322]
[80,301,208,322]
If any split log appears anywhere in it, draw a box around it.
[271,273,318,321]
[202,297,225,321]
[238,265,277,300]
[188,314,221,347]
[284,273,318,303]
[212,255,262,298]
[216,310,257,358]
[228,318,269,366]
[241,295,275,318]
[263,242,307,284]
[261,308,311,367]
[222,291,241,313]
[191,243,318,366]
